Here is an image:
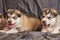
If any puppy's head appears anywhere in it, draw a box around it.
[41,8,58,28]
[7,9,22,29]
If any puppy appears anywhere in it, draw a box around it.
[0,13,7,30]
[6,9,41,33]
[41,8,60,34]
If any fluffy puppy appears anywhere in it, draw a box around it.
[41,8,60,34]
[6,9,41,33]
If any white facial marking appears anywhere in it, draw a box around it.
[42,17,49,25]
[7,13,22,28]
[47,13,51,17]
[49,18,56,26]
[42,13,57,27]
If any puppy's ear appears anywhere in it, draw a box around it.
[7,9,14,12]
[17,14,21,17]
[7,9,15,15]
[50,8,58,17]
[42,8,49,15]
[15,10,22,17]
[15,10,22,15]
[42,8,49,12]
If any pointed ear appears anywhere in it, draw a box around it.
[17,14,21,17]
[15,10,22,15]
[42,8,49,12]
[42,8,50,15]
[7,9,15,15]
[7,9,14,13]
[14,10,22,17]
[50,8,58,17]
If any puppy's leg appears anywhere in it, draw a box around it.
[41,29,47,32]
[6,28,18,33]
[0,30,6,33]
[3,27,9,32]
[51,27,60,34]
[51,30,59,34]
[0,27,9,33]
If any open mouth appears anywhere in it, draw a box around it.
[7,23,14,29]
[43,24,50,29]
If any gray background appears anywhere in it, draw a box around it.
[0,0,60,18]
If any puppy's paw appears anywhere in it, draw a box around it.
[6,29,19,34]
[41,29,47,32]
[0,30,6,33]
[51,30,60,34]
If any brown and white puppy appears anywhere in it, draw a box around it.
[0,13,7,30]
[41,8,60,34]
[6,9,41,33]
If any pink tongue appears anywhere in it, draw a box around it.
[44,25,48,29]
[7,24,13,29]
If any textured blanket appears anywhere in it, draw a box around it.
[0,32,60,40]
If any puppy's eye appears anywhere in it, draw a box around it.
[13,17,17,20]
[48,17,51,19]
[0,15,2,18]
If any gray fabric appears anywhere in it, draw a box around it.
[0,0,60,18]
[0,32,60,40]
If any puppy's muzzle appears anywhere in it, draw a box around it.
[42,21,46,25]
[8,21,11,24]
[42,21,50,27]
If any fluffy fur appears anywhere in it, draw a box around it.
[41,8,60,34]
[6,9,41,33]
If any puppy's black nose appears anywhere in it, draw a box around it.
[42,21,46,24]
[8,21,11,23]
